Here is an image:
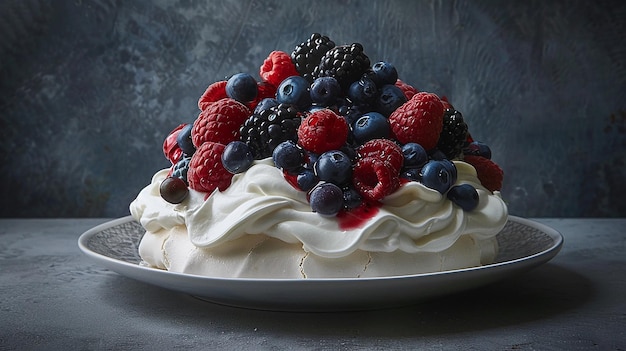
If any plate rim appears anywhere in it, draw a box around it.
[78,215,563,283]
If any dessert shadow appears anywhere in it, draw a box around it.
[100,262,593,337]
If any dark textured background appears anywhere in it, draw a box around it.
[1,0,624,218]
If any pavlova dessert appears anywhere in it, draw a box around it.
[130,33,508,279]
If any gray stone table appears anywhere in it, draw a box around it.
[1,218,624,350]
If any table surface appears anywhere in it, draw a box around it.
[1,218,624,350]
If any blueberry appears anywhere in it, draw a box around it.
[309,183,344,216]
[371,61,398,86]
[226,73,258,103]
[401,167,421,182]
[447,184,479,211]
[420,160,454,194]
[159,176,189,204]
[221,141,254,174]
[464,141,492,159]
[314,150,352,185]
[375,84,407,117]
[342,187,362,210]
[272,140,304,172]
[310,77,341,106]
[276,76,312,110]
[440,159,458,185]
[297,168,318,192]
[254,97,279,115]
[347,76,378,105]
[351,112,390,144]
[401,143,428,169]
[176,123,195,156]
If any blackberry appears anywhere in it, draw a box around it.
[172,156,192,185]
[291,33,336,84]
[437,109,469,160]
[240,103,303,159]
[313,43,371,91]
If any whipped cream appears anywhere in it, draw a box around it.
[130,159,508,261]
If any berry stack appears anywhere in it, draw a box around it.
[158,33,504,217]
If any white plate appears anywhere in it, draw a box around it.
[78,216,563,311]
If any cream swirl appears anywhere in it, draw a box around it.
[130,159,508,259]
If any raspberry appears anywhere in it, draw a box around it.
[259,51,299,87]
[188,142,233,193]
[463,155,504,192]
[163,124,186,164]
[394,79,418,100]
[297,108,349,154]
[192,98,251,147]
[357,138,403,172]
[440,96,454,111]
[352,157,400,202]
[388,92,445,150]
[198,80,228,111]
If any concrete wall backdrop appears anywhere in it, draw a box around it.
[1,0,625,218]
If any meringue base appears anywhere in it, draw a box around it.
[139,226,498,279]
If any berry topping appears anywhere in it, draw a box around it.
[297,108,349,154]
[356,138,404,172]
[309,183,344,216]
[171,156,192,184]
[352,156,400,202]
[157,33,505,218]
[222,141,254,174]
[176,123,196,156]
[371,61,398,86]
[159,177,189,204]
[159,176,189,204]
[188,142,233,193]
[260,51,299,87]
[437,109,469,159]
[226,73,258,103]
[192,98,251,147]
[276,75,312,110]
[240,103,302,159]
[375,84,408,117]
[253,97,279,115]
[314,150,353,186]
[313,43,371,90]
[272,140,305,173]
[296,168,319,192]
[388,92,444,149]
[420,160,455,194]
[401,142,428,169]
[463,155,504,192]
[291,33,336,83]
[351,112,390,144]
[347,76,378,105]
[310,76,341,106]
[394,79,418,100]
[447,184,479,211]
[198,80,228,111]
[163,124,186,164]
